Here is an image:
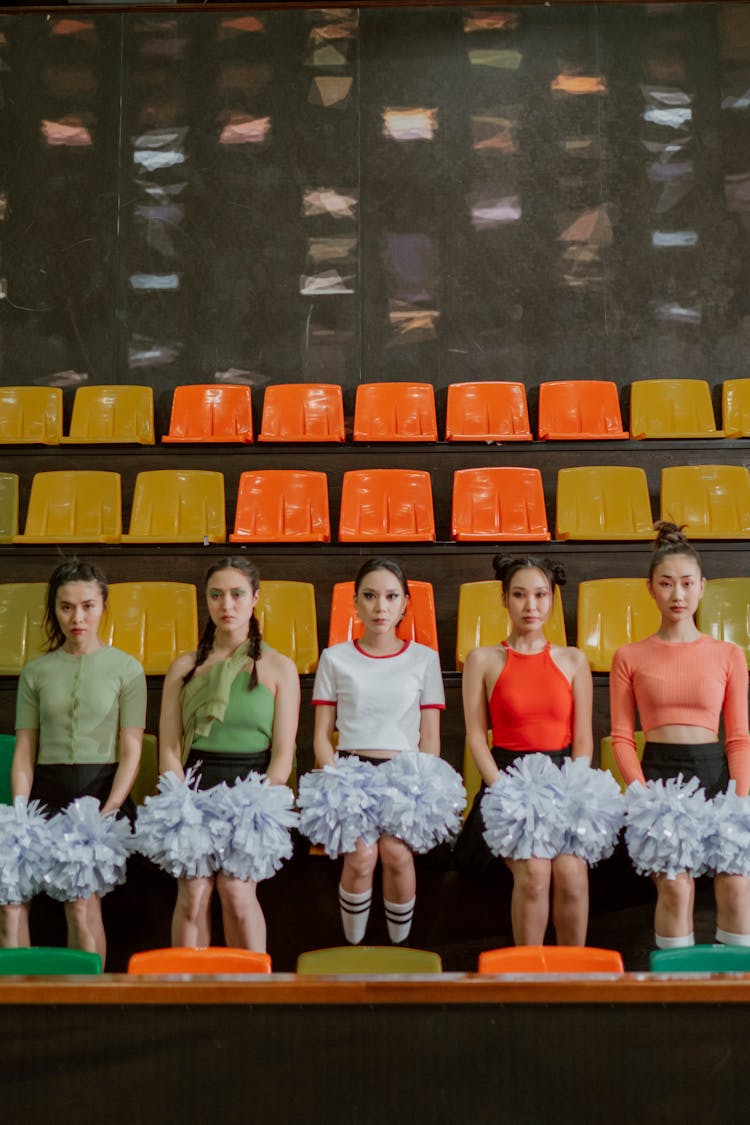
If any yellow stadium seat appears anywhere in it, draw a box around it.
[462,734,490,820]
[0,473,18,542]
[102,582,199,674]
[577,578,661,672]
[255,580,319,673]
[130,733,159,806]
[722,378,750,437]
[0,583,47,673]
[630,379,725,439]
[599,732,646,792]
[15,471,122,543]
[455,580,566,670]
[296,945,442,974]
[555,466,654,540]
[696,577,750,667]
[660,465,750,539]
[62,385,155,444]
[0,386,62,444]
[122,470,226,543]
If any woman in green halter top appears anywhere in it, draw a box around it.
[159,558,300,952]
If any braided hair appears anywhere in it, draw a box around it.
[492,554,566,596]
[183,558,263,691]
[43,559,108,652]
[648,521,703,581]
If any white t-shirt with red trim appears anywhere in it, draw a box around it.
[312,639,445,753]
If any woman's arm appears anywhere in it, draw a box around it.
[10,729,38,800]
[722,643,750,798]
[158,655,193,781]
[570,649,594,761]
[417,707,440,757]
[461,648,500,787]
[265,655,301,786]
[101,727,143,815]
[609,648,646,786]
[313,704,337,768]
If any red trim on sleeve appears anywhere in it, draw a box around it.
[312,699,337,707]
[420,703,446,711]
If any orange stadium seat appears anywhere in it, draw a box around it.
[445,381,532,442]
[230,470,330,542]
[339,469,435,541]
[162,384,253,443]
[353,382,438,441]
[478,945,624,973]
[259,383,345,442]
[328,579,438,649]
[451,467,550,542]
[127,947,272,974]
[538,381,627,440]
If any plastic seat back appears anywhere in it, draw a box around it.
[0,582,47,673]
[599,732,646,792]
[461,733,490,819]
[162,384,253,443]
[123,470,226,543]
[0,733,14,805]
[328,579,438,649]
[0,473,18,542]
[696,577,750,666]
[577,578,661,672]
[259,383,345,442]
[339,470,435,542]
[538,381,627,440]
[230,470,330,543]
[660,465,750,538]
[555,466,654,540]
[650,944,750,973]
[455,580,566,669]
[128,947,272,974]
[451,468,550,542]
[62,385,155,444]
[296,945,442,974]
[478,945,623,973]
[722,378,750,437]
[15,471,122,543]
[631,379,724,439]
[445,381,532,442]
[102,582,199,674]
[0,947,102,975]
[255,580,318,673]
[130,732,159,806]
[0,386,62,444]
[353,382,437,441]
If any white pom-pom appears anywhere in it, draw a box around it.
[209,775,299,882]
[481,752,566,860]
[706,781,750,876]
[0,797,52,905]
[297,754,387,858]
[624,775,714,878]
[558,759,626,865]
[43,796,135,901]
[378,754,466,854]
[135,766,231,879]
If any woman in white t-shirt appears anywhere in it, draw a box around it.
[312,558,445,944]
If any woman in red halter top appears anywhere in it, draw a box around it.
[462,555,593,945]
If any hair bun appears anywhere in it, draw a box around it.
[652,520,690,550]
[492,554,515,582]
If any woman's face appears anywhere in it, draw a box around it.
[55,580,105,651]
[648,554,704,623]
[354,567,408,637]
[503,567,553,631]
[206,567,258,633]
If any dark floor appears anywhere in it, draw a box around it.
[26,836,722,973]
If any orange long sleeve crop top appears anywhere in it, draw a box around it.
[609,634,750,796]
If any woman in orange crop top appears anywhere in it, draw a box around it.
[462,555,594,946]
[610,522,750,951]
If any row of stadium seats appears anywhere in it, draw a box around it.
[0,574,747,677]
[1,378,749,444]
[0,462,748,542]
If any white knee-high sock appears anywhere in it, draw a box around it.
[716,927,750,947]
[384,895,415,945]
[339,886,371,945]
[654,932,695,949]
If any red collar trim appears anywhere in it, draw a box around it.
[353,639,410,660]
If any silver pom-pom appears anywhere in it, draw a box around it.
[135,766,230,879]
[558,758,626,865]
[481,752,566,860]
[297,754,387,858]
[624,775,714,878]
[44,796,135,901]
[209,775,299,882]
[378,754,467,854]
[706,782,750,876]
[0,796,52,905]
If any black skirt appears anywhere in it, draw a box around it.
[184,748,271,791]
[642,741,728,799]
[30,762,135,822]
[338,750,392,768]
